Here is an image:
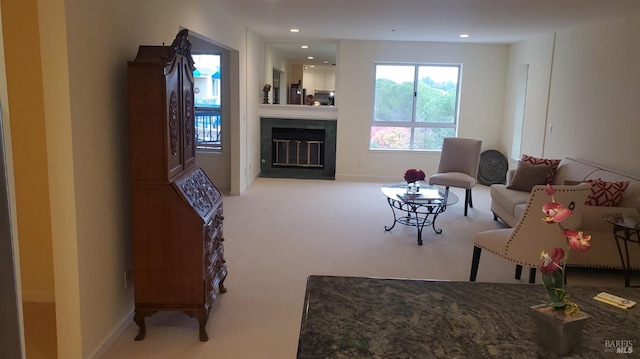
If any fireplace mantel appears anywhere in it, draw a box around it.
[259,104,337,121]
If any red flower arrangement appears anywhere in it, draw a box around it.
[404,169,426,183]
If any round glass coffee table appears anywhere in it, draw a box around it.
[381,182,459,245]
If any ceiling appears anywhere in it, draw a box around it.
[213,0,640,65]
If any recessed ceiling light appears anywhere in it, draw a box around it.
[323,60,329,64]
[290,28,300,33]
[460,34,470,38]
[310,65,315,68]
[301,45,309,49]
[307,56,314,60]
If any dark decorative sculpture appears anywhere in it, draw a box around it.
[263,84,271,104]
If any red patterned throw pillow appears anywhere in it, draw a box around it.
[585,179,629,206]
[521,155,561,183]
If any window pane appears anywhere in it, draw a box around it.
[413,127,456,150]
[374,65,415,122]
[193,54,221,106]
[415,66,459,123]
[370,63,461,151]
[192,54,222,150]
[370,126,411,149]
[195,108,221,150]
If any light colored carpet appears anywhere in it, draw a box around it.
[100,178,624,359]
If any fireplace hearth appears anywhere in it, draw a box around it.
[261,117,336,179]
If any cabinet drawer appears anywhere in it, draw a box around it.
[204,223,217,253]
[204,251,217,278]
[204,264,227,306]
[213,206,224,225]
[214,263,227,288]
[205,277,217,305]
[205,245,225,276]
[204,208,224,247]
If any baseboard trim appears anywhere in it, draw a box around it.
[87,310,134,359]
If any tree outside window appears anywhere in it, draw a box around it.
[370,64,461,150]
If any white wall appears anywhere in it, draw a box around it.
[245,29,263,192]
[504,13,640,177]
[545,13,640,176]
[335,40,508,181]
[502,34,555,163]
[263,43,288,105]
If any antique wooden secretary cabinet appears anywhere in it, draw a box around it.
[127,29,227,341]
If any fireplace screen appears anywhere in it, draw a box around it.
[272,128,324,168]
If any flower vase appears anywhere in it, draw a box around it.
[407,182,416,194]
[529,304,591,356]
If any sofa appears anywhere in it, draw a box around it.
[487,157,640,271]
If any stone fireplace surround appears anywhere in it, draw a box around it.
[259,106,337,180]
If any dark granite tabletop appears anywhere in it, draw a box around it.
[296,276,640,359]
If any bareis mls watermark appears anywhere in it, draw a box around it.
[604,340,633,354]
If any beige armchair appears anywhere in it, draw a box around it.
[469,183,592,283]
[428,137,482,216]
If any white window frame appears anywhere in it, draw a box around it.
[370,63,462,151]
[192,53,223,152]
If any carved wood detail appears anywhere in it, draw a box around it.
[178,168,220,215]
[169,91,179,155]
[165,29,195,70]
[185,89,194,150]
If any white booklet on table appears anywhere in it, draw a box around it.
[397,189,443,202]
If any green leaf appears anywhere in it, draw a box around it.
[541,272,566,306]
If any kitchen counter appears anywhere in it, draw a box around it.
[296,275,640,358]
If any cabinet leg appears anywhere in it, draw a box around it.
[134,311,147,341]
[185,310,209,342]
[134,309,158,341]
[186,310,210,342]
[134,320,145,341]
[198,317,209,342]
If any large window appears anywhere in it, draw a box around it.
[370,64,461,150]
[192,54,222,151]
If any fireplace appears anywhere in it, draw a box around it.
[260,117,336,179]
[272,128,324,168]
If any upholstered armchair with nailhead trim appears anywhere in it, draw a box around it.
[470,183,597,283]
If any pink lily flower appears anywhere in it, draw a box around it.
[563,229,591,251]
[540,247,565,274]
